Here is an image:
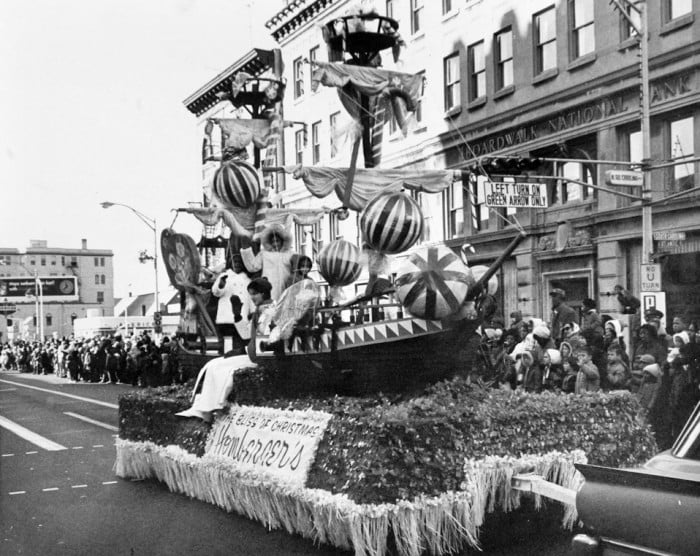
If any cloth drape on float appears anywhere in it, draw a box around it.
[210,118,272,150]
[288,165,462,211]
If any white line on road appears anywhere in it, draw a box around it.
[9,491,26,495]
[92,444,104,448]
[2,453,15,457]
[0,388,18,392]
[102,481,117,485]
[71,446,83,450]
[25,451,38,455]
[42,487,59,492]
[0,415,66,451]
[71,484,88,489]
[63,411,118,432]
[0,379,118,409]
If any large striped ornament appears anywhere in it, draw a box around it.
[395,245,472,320]
[318,239,362,287]
[212,159,261,209]
[359,191,423,254]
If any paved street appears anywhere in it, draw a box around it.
[1,371,573,556]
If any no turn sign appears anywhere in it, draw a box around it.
[640,264,661,292]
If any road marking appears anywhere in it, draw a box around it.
[63,411,118,432]
[9,491,26,495]
[92,444,104,448]
[0,415,66,451]
[25,451,38,455]
[0,379,118,409]
[42,487,59,492]
[2,453,15,457]
[102,481,117,485]
[71,484,88,489]
[71,446,83,450]
[0,387,18,392]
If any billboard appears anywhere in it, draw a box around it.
[0,276,79,302]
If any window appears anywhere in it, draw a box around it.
[100,257,105,266]
[330,111,340,158]
[309,45,319,66]
[550,152,596,204]
[293,57,304,98]
[40,256,46,266]
[94,257,99,266]
[97,291,104,303]
[470,175,489,232]
[294,129,305,165]
[534,7,557,76]
[620,1,641,41]
[444,53,461,111]
[411,190,444,243]
[51,258,56,266]
[45,314,52,327]
[670,116,695,191]
[70,256,78,267]
[101,274,106,285]
[414,71,425,124]
[30,259,36,265]
[494,28,513,91]
[442,0,452,15]
[61,256,65,266]
[570,0,594,59]
[329,212,341,242]
[667,0,692,21]
[410,0,423,34]
[95,274,100,285]
[295,224,309,255]
[385,0,394,18]
[445,180,466,238]
[312,121,321,163]
[468,42,485,101]
[311,222,323,259]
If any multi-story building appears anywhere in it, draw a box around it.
[0,239,114,340]
[187,0,700,343]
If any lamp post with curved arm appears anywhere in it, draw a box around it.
[100,202,160,317]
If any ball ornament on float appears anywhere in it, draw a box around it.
[395,245,473,320]
[212,159,261,209]
[469,265,499,297]
[359,190,423,254]
[318,239,362,288]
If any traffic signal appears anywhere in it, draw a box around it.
[153,311,162,326]
[478,157,543,175]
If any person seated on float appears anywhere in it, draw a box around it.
[288,254,313,286]
[240,223,294,301]
[176,277,275,422]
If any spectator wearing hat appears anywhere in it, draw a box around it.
[519,350,542,393]
[605,345,631,391]
[603,319,629,366]
[667,331,695,439]
[631,324,667,393]
[643,307,669,345]
[508,310,528,341]
[637,354,662,411]
[613,284,640,315]
[581,298,603,336]
[541,348,563,391]
[574,346,600,394]
[549,288,577,345]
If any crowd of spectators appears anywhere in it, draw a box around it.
[0,332,182,388]
[474,288,700,449]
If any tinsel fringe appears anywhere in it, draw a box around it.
[115,440,584,556]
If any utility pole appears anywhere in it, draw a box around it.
[638,1,653,265]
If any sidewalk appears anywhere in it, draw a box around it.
[0,369,97,386]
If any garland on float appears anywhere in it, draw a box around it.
[115,439,585,556]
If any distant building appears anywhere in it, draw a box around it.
[0,239,114,341]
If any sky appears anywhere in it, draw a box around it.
[0,0,278,299]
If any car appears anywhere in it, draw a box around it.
[572,401,700,556]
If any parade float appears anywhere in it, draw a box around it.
[116,7,658,555]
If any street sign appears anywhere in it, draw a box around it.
[640,264,661,292]
[604,170,643,187]
[653,231,686,241]
[641,292,667,327]
[483,181,548,208]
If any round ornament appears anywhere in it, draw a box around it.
[318,239,362,287]
[212,159,261,209]
[359,191,423,254]
[470,265,499,296]
[395,245,473,320]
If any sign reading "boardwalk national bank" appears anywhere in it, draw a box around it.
[204,405,332,487]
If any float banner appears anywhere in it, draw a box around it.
[483,182,548,208]
[204,404,332,487]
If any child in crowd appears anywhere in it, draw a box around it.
[541,348,563,391]
[560,341,577,393]
[605,346,631,390]
[519,350,541,392]
[574,346,600,393]
[637,354,662,412]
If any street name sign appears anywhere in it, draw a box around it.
[604,170,643,187]
[483,181,548,208]
[640,264,661,292]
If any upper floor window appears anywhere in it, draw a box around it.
[469,175,489,233]
[535,7,557,74]
[95,274,100,285]
[329,212,341,242]
[667,0,692,21]
[295,129,305,165]
[414,71,425,125]
[70,256,78,267]
[40,257,46,266]
[311,121,321,164]
[410,0,423,34]
[293,57,304,98]
[97,291,104,304]
[100,257,105,266]
[30,259,36,265]
[101,274,106,285]
[442,0,452,16]
[309,45,319,66]
[51,258,56,266]
[94,257,99,266]
[45,314,52,327]
[386,0,394,18]
[570,0,595,59]
[444,53,461,111]
[494,27,513,91]
[467,41,485,101]
[620,1,641,41]
[670,116,695,192]
[330,111,340,158]
[445,180,466,238]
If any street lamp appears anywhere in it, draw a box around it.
[101,201,160,316]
